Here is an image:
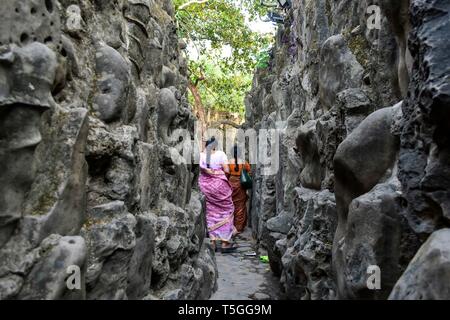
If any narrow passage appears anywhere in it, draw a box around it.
[210,229,284,300]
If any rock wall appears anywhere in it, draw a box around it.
[0,0,217,300]
[246,0,450,300]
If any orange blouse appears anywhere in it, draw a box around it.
[228,162,251,176]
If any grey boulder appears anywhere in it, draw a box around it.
[389,229,450,300]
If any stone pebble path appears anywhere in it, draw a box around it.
[210,229,284,300]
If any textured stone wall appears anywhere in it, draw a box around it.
[246,0,450,300]
[0,0,217,300]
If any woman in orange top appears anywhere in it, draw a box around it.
[227,145,251,234]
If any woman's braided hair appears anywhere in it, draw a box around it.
[233,144,240,172]
[205,137,218,169]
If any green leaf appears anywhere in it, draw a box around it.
[176,0,274,116]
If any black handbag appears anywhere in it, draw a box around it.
[240,167,253,190]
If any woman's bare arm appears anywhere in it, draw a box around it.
[201,167,215,175]
[222,158,230,174]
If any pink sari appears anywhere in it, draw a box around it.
[198,171,235,242]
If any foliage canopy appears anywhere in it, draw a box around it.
[174,0,274,117]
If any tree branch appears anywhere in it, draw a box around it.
[179,0,209,10]
[210,120,242,129]
[260,0,279,8]
[194,75,205,86]
[188,66,206,86]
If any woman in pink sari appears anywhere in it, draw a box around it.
[198,137,237,253]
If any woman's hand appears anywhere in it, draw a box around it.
[203,168,214,175]
[203,168,221,175]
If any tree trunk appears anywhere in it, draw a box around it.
[188,81,207,138]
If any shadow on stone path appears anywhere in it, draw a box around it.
[210,229,284,300]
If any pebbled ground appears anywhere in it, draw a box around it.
[210,229,284,300]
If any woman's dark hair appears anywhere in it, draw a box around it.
[205,137,218,168]
[233,144,240,172]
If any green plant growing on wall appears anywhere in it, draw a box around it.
[256,49,271,69]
